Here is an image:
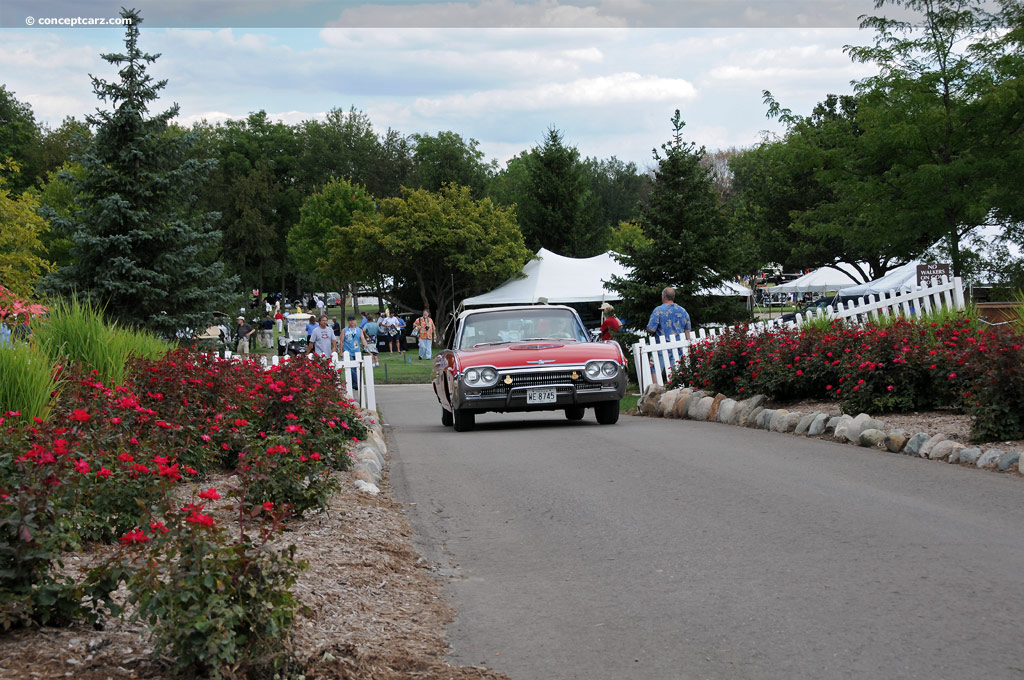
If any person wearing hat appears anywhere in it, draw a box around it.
[235,316,255,357]
[598,302,621,341]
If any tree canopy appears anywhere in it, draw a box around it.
[42,9,237,337]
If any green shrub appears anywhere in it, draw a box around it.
[125,500,306,679]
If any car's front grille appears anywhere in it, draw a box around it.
[478,370,601,397]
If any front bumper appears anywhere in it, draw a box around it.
[452,367,627,413]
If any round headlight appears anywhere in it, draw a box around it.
[481,367,497,383]
[465,369,480,385]
[586,363,602,378]
[601,361,618,378]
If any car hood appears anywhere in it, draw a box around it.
[453,340,623,370]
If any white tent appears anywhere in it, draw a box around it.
[463,248,627,306]
[837,261,921,297]
[772,263,869,294]
[462,249,751,306]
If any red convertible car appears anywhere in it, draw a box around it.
[432,305,627,431]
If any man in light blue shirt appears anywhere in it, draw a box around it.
[647,287,692,379]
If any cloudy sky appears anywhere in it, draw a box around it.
[0,0,888,168]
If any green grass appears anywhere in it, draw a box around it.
[620,390,640,414]
[0,340,59,421]
[33,296,172,385]
[373,349,434,384]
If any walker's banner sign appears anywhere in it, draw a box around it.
[916,263,951,286]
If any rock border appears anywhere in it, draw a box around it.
[350,415,387,494]
[637,385,1023,476]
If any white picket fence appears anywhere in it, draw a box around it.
[632,275,965,393]
[202,350,376,412]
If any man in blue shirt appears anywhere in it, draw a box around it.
[647,287,692,380]
[341,315,365,391]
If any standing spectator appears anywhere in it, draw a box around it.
[10,312,32,343]
[305,316,318,344]
[260,315,274,349]
[305,314,338,359]
[598,302,622,341]
[394,313,407,353]
[362,314,380,367]
[360,311,369,329]
[274,309,284,333]
[332,317,342,338]
[646,287,691,378]
[341,315,363,391]
[412,309,437,360]
[315,295,326,315]
[235,316,255,357]
[381,311,399,354]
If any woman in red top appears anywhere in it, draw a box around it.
[599,302,621,341]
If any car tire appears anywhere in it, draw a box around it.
[453,409,475,432]
[594,400,620,425]
[441,408,453,427]
[564,406,585,421]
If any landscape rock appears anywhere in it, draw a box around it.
[958,447,982,465]
[639,384,666,416]
[659,389,681,418]
[353,480,380,495]
[884,430,909,453]
[708,393,728,422]
[694,396,715,421]
[687,391,707,419]
[755,409,772,429]
[919,434,949,458]
[928,440,961,461]
[717,398,738,424]
[833,415,854,441]
[845,413,886,443]
[947,445,964,464]
[904,433,931,456]
[774,411,802,433]
[808,413,830,436]
[672,389,694,418]
[794,413,817,435]
[735,395,767,426]
[997,451,1020,472]
[745,407,765,428]
[824,416,842,435]
[768,409,791,432]
[976,449,1004,468]
[858,429,887,448]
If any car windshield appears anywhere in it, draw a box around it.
[458,309,588,348]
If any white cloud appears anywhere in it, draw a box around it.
[412,72,697,116]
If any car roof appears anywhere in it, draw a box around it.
[457,304,576,322]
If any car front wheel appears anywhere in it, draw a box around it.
[453,408,476,432]
[565,406,585,421]
[441,408,453,427]
[594,400,620,425]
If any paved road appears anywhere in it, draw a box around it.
[381,385,1024,680]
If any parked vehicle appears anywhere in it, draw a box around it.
[325,292,342,308]
[432,305,626,432]
[780,295,838,323]
[284,313,314,356]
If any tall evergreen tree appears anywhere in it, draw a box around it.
[44,9,237,337]
[610,111,743,327]
[519,127,603,257]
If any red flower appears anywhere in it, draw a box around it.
[198,488,221,500]
[185,511,214,527]
[96,467,113,479]
[233,418,249,427]
[149,521,169,534]
[70,409,91,422]
[309,452,321,461]
[109,417,122,424]
[262,501,274,511]
[119,528,149,545]
[73,458,90,475]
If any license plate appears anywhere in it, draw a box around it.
[526,388,557,404]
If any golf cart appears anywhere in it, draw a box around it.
[284,312,314,356]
